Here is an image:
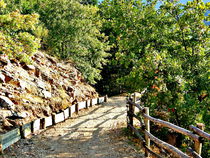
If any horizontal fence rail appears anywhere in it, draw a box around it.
[144,130,189,158]
[126,92,210,158]
[187,147,202,158]
[142,114,200,142]
[189,125,210,141]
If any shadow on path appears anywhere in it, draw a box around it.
[3,96,145,158]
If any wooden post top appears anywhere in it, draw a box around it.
[196,123,205,130]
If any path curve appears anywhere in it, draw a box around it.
[2,96,144,158]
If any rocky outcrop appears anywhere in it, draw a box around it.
[0,96,15,110]
[0,52,98,132]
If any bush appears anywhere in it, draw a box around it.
[0,0,47,63]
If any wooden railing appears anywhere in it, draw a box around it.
[126,92,210,158]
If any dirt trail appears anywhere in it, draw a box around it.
[2,96,145,158]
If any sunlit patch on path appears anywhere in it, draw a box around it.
[3,96,144,158]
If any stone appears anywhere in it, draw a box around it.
[48,78,54,84]
[70,80,78,85]
[3,119,13,129]
[22,99,30,103]
[59,81,64,86]
[0,96,15,110]
[19,80,27,90]
[70,92,75,98]
[42,107,51,116]
[37,80,46,89]
[62,73,69,78]
[43,116,53,128]
[87,100,91,107]
[67,86,74,92]
[42,90,52,99]
[15,111,29,118]
[32,119,41,133]
[64,108,70,119]
[9,79,20,87]
[0,73,5,82]
[92,98,98,106]
[78,101,86,110]
[0,110,13,118]
[4,73,13,83]
[35,68,41,78]
[98,97,105,104]
[70,104,76,114]
[0,54,9,65]
[26,65,35,71]
[10,58,20,66]
[21,64,35,72]
[53,112,65,124]
[47,56,57,64]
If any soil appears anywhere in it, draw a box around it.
[1,96,145,158]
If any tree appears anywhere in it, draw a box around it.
[4,0,110,84]
[0,0,47,63]
[100,0,209,156]
[80,0,98,5]
[100,0,209,125]
[98,0,158,95]
[39,0,109,84]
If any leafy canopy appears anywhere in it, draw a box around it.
[7,0,110,84]
[0,0,47,63]
[100,0,209,130]
[99,0,209,155]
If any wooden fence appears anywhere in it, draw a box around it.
[0,95,108,153]
[127,93,210,158]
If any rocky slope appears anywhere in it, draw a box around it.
[0,52,98,133]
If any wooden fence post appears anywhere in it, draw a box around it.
[85,100,88,109]
[194,123,205,155]
[127,94,135,130]
[0,143,2,154]
[52,114,56,125]
[90,99,93,107]
[105,95,108,102]
[128,101,134,129]
[127,94,136,132]
[75,103,79,113]
[133,92,137,103]
[144,107,150,157]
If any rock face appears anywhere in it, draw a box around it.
[0,52,98,131]
[0,73,5,83]
[0,96,15,110]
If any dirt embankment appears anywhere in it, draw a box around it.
[0,52,98,133]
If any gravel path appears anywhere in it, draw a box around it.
[2,96,145,158]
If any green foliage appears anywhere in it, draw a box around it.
[40,0,109,84]
[0,0,6,9]
[6,0,109,84]
[100,0,209,156]
[98,0,147,95]
[100,0,209,123]
[1,0,209,156]
[0,0,46,63]
[80,0,98,5]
